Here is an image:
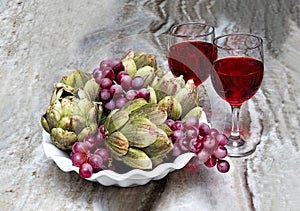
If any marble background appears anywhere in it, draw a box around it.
[0,0,299,210]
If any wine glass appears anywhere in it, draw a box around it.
[168,22,216,87]
[211,34,264,157]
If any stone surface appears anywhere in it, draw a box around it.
[0,0,299,210]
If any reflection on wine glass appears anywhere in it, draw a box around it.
[168,22,216,87]
[211,34,264,157]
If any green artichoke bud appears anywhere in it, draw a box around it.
[121,98,148,114]
[42,70,102,151]
[174,80,199,117]
[143,128,173,159]
[120,117,158,148]
[158,96,182,120]
[60,69,91,89]
[134,66,156,87]
[104,109,130,134]
[130,104,167,125]
[182,106,203,122]
[133,52,157,70]
[121,148,152,169]
[42,94,100,150]
[106,131,129,156]
[122,57,137,76]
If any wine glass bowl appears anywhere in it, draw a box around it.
[168,22,216,87]
[211,34,264,157]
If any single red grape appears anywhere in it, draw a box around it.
[79,163,93,178]
[217,160,230,173]
[71,152,87,167]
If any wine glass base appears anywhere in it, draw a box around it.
[226,136,256,158]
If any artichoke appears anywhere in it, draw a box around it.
[41,70,102,150]
[104,99,173,170]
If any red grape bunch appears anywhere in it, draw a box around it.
[71,124,110,178]
[92,58,150,112]
[167,117,230,173]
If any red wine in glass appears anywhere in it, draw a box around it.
[168,40,216,87]
[211,34,264,157]
[212,56,264,106]
[168,23,215,87]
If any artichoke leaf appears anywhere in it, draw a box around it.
[45,102,61,130]
[46,97,77,131]
[120,117,158,148]
[50,83,75,104]
[104,109,117,133]
[105,110,130,134]
[76,78,100,101]
[41,114,50,133]
[147,86,157,104]
[134,66,156,87]
[158,96,182,120]
[60,69,91,89]
[133,52,157,70]
[143,128,173,159]
[106,131,129,156]
[122,49,135,59]
[95,103,103,125]
[50,128,77,151]
[121,99,148,114]
[77,124,98,141]
[157,123,173,136]
[122,57,137,76]
[153,71,185,101]
[182,106,203,122]
[174,80,199,117]
[121,148,152,169]
[130,104,167,125]
[72,98,99,135]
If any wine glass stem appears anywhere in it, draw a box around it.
[229,106,244,147]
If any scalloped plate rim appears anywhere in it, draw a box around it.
[42,110,209,186]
